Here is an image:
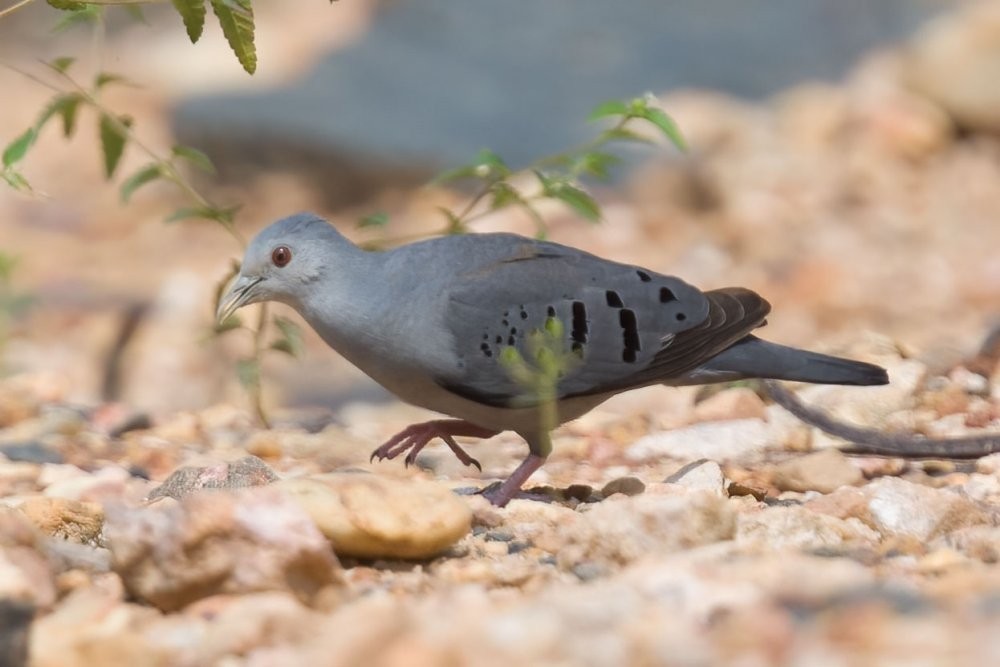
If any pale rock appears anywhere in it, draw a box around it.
[627,418,778,464]
[736,506,879,550]
[28,574,163,667]
[975,453,1000,475]
[0,508,57,608]
[861,477,988,541]
[942,526,1000,563]
[535,491,735,567]
[275,473,471,559]
[962,473,1000,503]
[691,387,767,423]
[772,449,863,494]
[153,592,324,665]
[104,487,342,611]
[147,455,279,500]
[794,359,925,427]
[43,465,139,504]
[18,496,104,544]
[903,2,1000,134]
[665,460,727,496]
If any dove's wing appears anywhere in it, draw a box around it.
[433,239,770,407]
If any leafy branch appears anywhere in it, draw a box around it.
[366,94,685,242]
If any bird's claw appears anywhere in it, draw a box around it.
[369,421,482,471]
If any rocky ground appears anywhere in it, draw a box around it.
[1,334,999,666]
[2,2,1000,665]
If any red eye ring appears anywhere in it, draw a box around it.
[271,245,292,267]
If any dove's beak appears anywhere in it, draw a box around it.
[216,275,263,324]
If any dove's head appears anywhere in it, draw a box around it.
[216,212,348,322]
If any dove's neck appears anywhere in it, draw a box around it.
[293,245,396,366]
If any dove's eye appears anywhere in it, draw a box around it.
[271,246,292,267]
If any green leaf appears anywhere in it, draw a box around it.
[358,211,389,228]
[47,56,75,74]
[120,163,163,202]
[98,113,130,179]
[572,151,621,180]
[636,107,686,151]
[601,127,655,145]
[270,316,304,357]
[171,0,206,43]
[2,170,32,192]
[171,145,216,173]
[46,0,86,9]
[489,182,520,210]
[432,148,511,184]
[94,72,132,89]
[37,94,82,137]
[2,128,37,168]
[52,6,100,32]
[235,358,260,390]
[588,99,629,121]
[213,313,242,335]
[164,204,240,224]
[210,0,257,75]
[537,172,601,222]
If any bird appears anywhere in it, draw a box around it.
[218,212,889,507]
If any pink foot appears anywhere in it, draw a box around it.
[369,419,496,471]
[480,454,547,507]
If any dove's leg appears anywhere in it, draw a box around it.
[370,419,496,470]
[482,433,551,507]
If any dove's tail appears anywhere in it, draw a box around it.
[692,335,889,386]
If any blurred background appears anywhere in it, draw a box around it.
[0,0,998,417]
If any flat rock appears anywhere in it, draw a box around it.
[535,491,736,567]
[691,387,767,423]
[737,505,879,550]
[861,477,989,541]
[665,459,727,496]
[104,488,342,612]
[147,455,279,501]
[628,418,779,464]
[18,496,104,545]
[772,449,863,494]
[275,473,472,560]
[903,2,1000,134]
[0,508,57,608]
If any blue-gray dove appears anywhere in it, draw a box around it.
[219,213,888,506]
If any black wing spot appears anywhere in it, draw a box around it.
[605,290,624,308]
[480,343,493,358]
[502,319,509,327]
[619,308,641,362]
[547,306,556,317]
[636,270,652,282]
[659,287,677,303]
[495,335,503,344]
[676,313,687,321]
[482,333,489,340]
[520,310,528,320]
[571,301,589,344]
[510,327,517,335]
[508,335,516,346]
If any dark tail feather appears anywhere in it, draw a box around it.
[696,335,889,386]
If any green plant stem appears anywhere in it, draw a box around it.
[3,61,245,247]
[58,70,246,245]
[250,302,270,427]
[0,0,162,20]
